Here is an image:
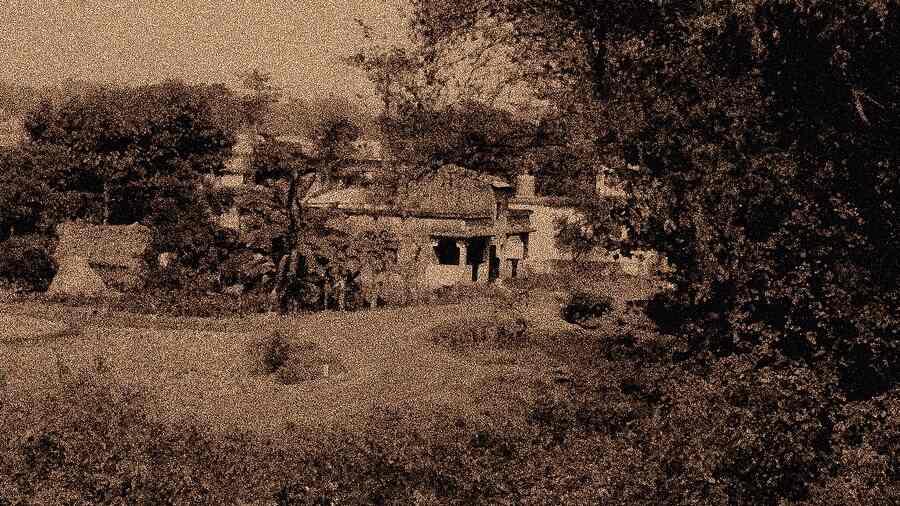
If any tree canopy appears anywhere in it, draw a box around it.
[22,80,237,226]
[375,0,900,400]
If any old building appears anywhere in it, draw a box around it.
[304,164,534,288]
[510,167,666,277]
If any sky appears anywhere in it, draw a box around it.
[0,0,408,109]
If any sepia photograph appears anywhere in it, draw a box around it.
[1,0,899,504]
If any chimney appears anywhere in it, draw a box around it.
[516,169,536,199]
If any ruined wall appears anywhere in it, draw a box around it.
[510,202,666,277]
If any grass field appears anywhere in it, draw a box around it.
[0,278,693,504]
[0,292,577,436]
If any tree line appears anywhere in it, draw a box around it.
[0,76,398,312]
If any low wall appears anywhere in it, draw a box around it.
[423,264,470,289]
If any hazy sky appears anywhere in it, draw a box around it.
[0,0,408,107]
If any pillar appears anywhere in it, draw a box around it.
[456,240,468,266]
[456,239,469,283]
[498,235,512,279]
[430,239,440,264]
[476,240,490,284]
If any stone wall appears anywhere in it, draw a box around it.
[510,201,667,278]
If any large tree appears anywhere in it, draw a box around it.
[0,144,67,240]
[242,110,380,312]
[389,0,900,400]
[21,80,239,274]
[24,80,237,225]
[350,35,585,190]
[240,69,282,136]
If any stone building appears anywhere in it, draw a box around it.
[510,167,665,277]
[48,221,152,295]
[304,164,534,288]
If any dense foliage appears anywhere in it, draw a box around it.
[0,145,66,239]
[23,80,237,226]
[402,0,900,395]
[346,1,900,501]
[561,292,615,328]
[0,235,56,292]
[0,81,241,291]
[4,314,900,505]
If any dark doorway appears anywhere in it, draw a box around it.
[468,237,489,282]
[434,238,460,265]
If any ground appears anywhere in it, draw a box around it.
[0,293,573,436]
[0,273,662,440]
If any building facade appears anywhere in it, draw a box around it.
[304,164,534,288]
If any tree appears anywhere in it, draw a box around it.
[312,113,362,188]
[21,80,238,282]
[350,37,597,194]
[0,145,64,239]
[401,0,900,394]
[372,3,900,500]
[243,110,370,312]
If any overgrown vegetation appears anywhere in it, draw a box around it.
[247,330,347,384]
[428,316,528,351]
[343,0,900,502]
[560,291,614,328]
[5,320,900,504]
[0,235,56,292]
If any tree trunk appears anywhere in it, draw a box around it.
[269,166,302,313]
[337,278,347,312]
[268,252,291,312]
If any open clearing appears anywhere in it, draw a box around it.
[0,297,570,435]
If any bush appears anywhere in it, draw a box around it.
[561,291,614,328]
[248,331,346,384]
[503,272,568,292]
[115,288,271,318]
[0,235,56,292]
[3,341,900,504]
[250,330,294,374]
[429,317,529,351]
[275,342,347,385]
[426,283,522,307]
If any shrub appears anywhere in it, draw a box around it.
[250,330,294,374]
[0,235,56,292]
[429,317,529,351]
[248,331,346,384]
[503,272,567,292]
[3,341,900,504]
[275,342,347,385]
[561,291,614,328]
[426,283,521,307]
[219,250,275,290]
[114,288,271,318]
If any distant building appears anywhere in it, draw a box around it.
[48,221,152,295]
[218,133,256,188]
